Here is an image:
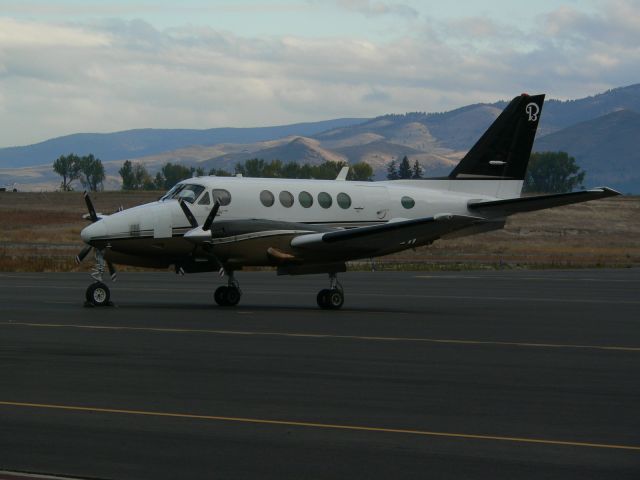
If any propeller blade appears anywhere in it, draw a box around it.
[75,245,92,264]
[106,259,117,282]
[202,201,221,231]
[84,191,98,222]
[178,199,199,228]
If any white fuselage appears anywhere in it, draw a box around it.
[83,176,517,241]
[80,176,519,269]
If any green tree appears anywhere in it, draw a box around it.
[119,160,135,190]
[209,168,232,177]
[154,172,165,189]
[348,162,373,181]
[524,152,586,193]
[263,159,284,178]
[120,161,154,190]
[134,163,154,190]
[398,156,412,179]
[386,160,399,180]
[411,159,423,179]
[236,158,266,177]
[158,162,193,190]
[310,160,347,179]
[53,153,81,191]
[78,154,105,192]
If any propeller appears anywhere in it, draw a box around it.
[75,191,117,281]
[179,200,224,274]
[179,199,220,231]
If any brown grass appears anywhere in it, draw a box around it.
[0,191,638,272]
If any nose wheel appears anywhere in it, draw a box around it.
[85,281,111,307]
[317,273,344,310]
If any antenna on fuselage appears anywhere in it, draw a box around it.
[335,166,349,181]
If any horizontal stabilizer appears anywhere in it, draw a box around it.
[468,187,621,215]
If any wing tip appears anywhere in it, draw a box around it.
[591,186,622,197]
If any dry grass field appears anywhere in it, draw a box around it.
[0,191,638,272]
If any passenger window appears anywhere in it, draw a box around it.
[337,192,351,209]
[401,196,415,209]
[279,191,294,208]
[260,190,275,207]
[318,192,332,209]
[198,191,211,205]
[212,189,232,206]
[299,191,313,208]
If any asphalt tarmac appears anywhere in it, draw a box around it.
[0,269,639,479]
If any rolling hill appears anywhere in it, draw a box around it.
[533,109,640,193]
[1,84,639,191]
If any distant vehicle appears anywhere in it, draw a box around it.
[0,183,17,192]
[75,94,620,308]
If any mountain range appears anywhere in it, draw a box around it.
[1,84,639,192]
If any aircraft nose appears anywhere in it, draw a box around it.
[81,220,107,244]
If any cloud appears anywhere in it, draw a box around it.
[0,0,639,147]
[335,0,418,18]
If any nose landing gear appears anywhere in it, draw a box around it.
[317,273,344,310]
[84,249,115,307]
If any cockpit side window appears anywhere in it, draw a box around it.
[198,191,211,205]
[162,184,205,204]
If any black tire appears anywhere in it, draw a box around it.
[317,289,330,309]
[327,289,344,309]
[214,286,229,306]
[224,287,241,306]
[86,282,110,306]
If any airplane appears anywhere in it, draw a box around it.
[76,93,620,309]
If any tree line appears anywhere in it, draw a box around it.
[117,158,375,191]
[53,151,586,193]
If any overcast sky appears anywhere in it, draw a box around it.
[0,0,639,147]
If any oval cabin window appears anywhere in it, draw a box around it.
[279,191,294,208]
[318,192,332,209]
[337,192,351,209]
[299,191,313,208]
[260,190,275,207]
[401,196,415,209]
[212,189,232,206]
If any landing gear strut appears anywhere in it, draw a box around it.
[84,249,114,307]
[317,273,344,310]
[214,271,242,307]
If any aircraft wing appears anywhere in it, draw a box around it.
[291,214,485,254]
[467,187,620,216]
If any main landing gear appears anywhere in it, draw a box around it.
[317,273,344,310]
[214,271,242,307]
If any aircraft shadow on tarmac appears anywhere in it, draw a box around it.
[96,301,418,315]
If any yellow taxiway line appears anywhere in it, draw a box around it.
[1,400,638,452]
[1,322,639,352]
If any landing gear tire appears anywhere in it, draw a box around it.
[85,281,111,307]
[317,288,344,310]
[215,285,241,307]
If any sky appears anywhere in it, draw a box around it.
[0,0,639,147]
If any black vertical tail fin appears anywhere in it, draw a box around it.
[449,93,545,180]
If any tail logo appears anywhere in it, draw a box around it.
[525,102,540,122]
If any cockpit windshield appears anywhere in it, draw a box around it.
[160,183,206,204]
